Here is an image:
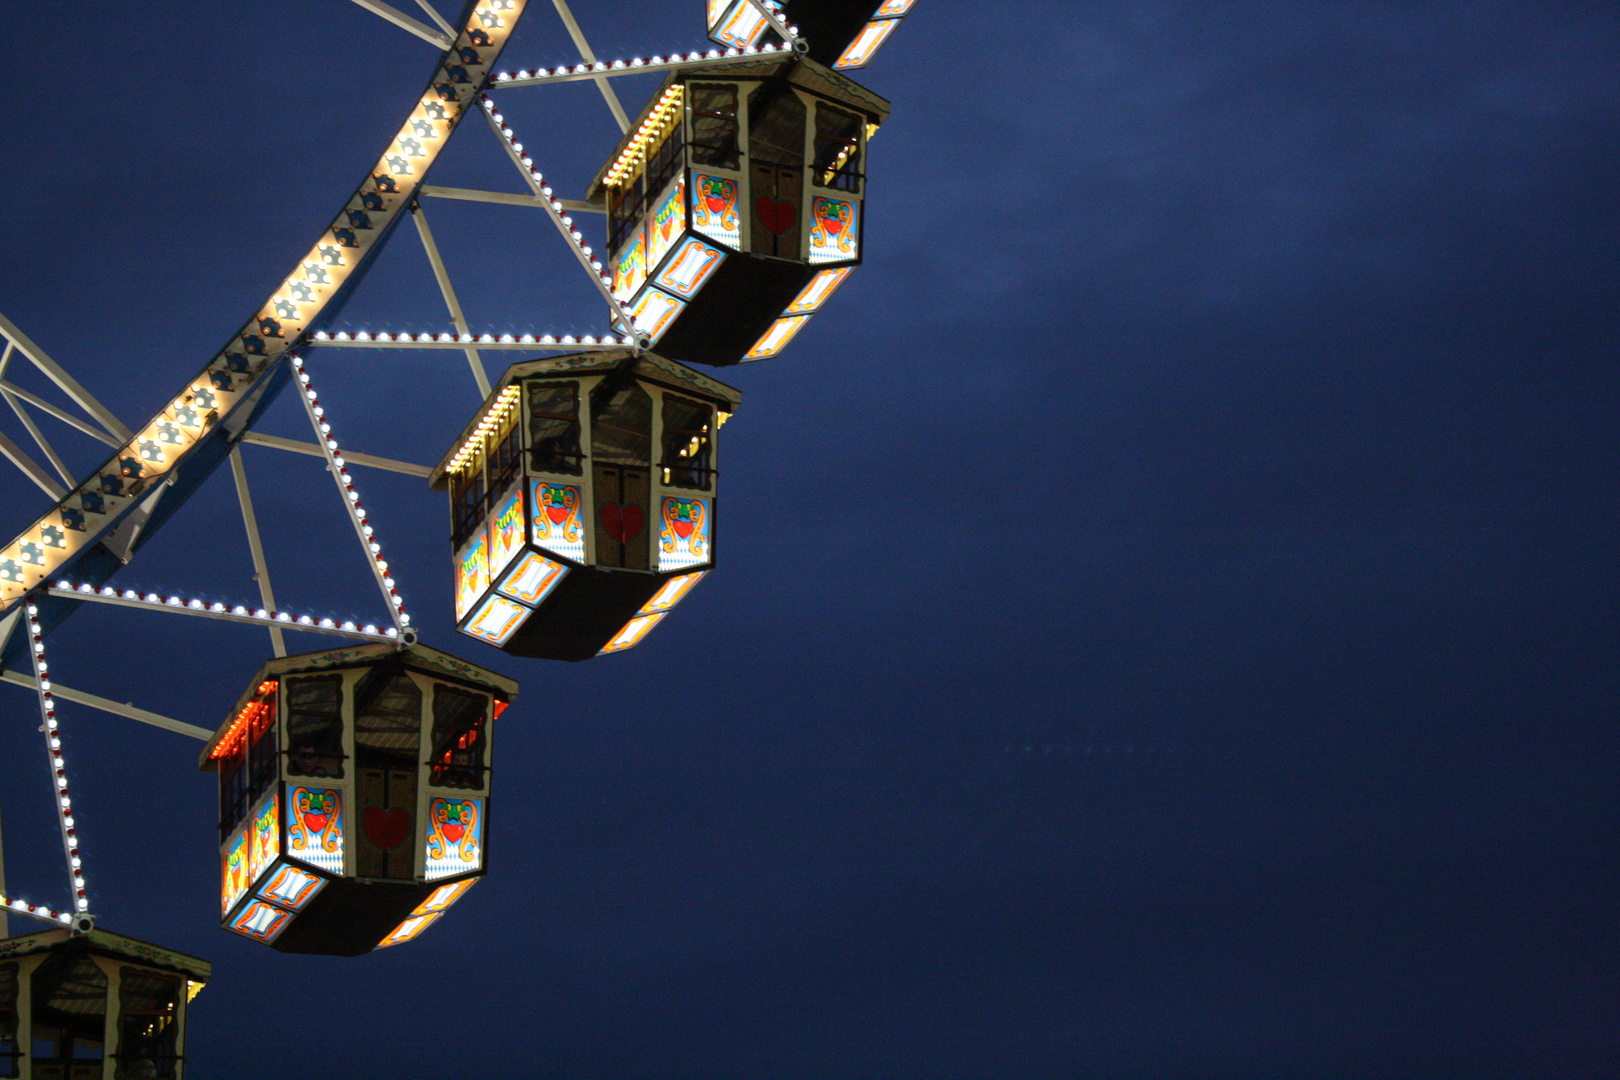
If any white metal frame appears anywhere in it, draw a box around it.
[0,0,798,931]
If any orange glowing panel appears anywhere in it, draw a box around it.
[248,795,279,881]
[455,531,491,622]
[744,316,809,360]
[714,2,770,47]
[598,611,667,655]
[256,862,327,912]
[639,571,706,615]
[785,268,854,314]
[377,911,442,948]
[834,19,900,69]
[463,595,532,646]
[415,878,478,915]
[221,826,251,917]
[228,900,293,944]
[655,237,726,298]
[495,550,567,605]
[630,288,686,343]
[487,486,525,580]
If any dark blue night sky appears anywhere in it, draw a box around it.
[0,2,1616,1076]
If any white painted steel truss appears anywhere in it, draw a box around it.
[0,0,802,927]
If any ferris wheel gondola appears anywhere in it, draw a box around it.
[0,0,919,1027]
[431,350,739,658]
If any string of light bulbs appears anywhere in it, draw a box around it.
[289,354,412,636]
[23,600,89,914]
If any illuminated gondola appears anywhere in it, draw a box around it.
[588,47,890,365]
[430,349,738,659]
[706,0,920,72]
[200,643,516,956]
[0,924,208,1079]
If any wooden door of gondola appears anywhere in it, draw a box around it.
[356,765,416,879]
[354,668,421,880]
[592,462,650,570]
[591,381,653,571]
[750,162,802,259]
[747,82,806,260]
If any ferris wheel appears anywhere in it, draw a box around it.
[0,0,917,1067]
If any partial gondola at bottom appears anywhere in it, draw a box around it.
[431,350,739,660]
[0,925,208,1080]
[200,643,516,956]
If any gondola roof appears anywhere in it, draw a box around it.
[428,350,740,488]
[197,642,518,768]
[583,54,890,202]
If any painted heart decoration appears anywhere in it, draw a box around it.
[706,191,728,214]
[303,812,328,834]
[815,200,847,235]
[546,505,569,524]
[442,821,466,845]
[362,806,411,852]
[755,197,796,236]
[674,519,694,539]
[599,502,645,544]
